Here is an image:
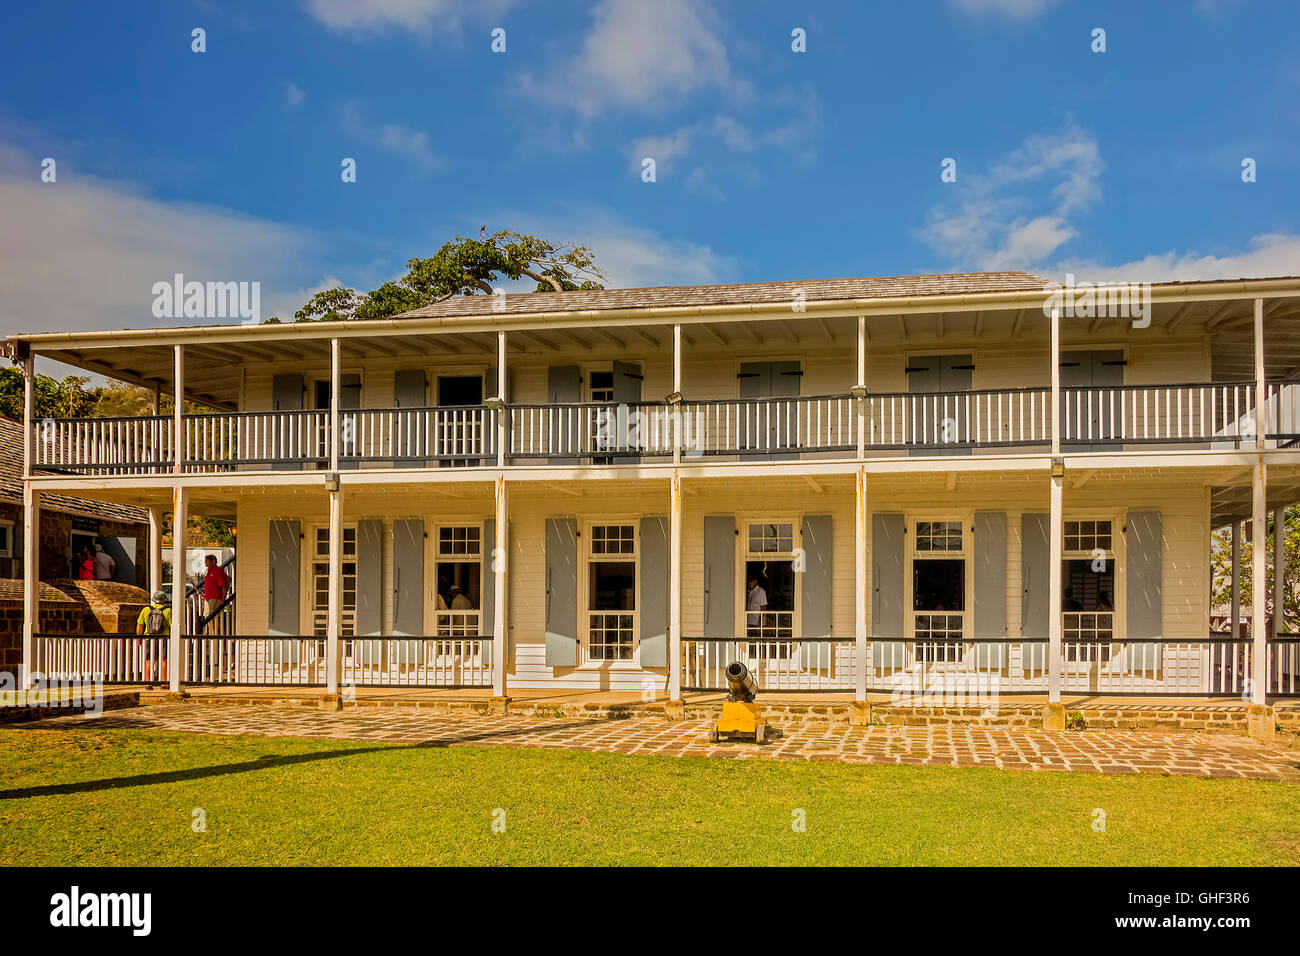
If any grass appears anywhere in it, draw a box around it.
[1,724,1298,866]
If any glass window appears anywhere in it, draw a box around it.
[438,525,481,557]
[915,520,963,552]
[748,523,794,554]
[591,524,635,555]
[1064,519,1112,553]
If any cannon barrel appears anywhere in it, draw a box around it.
[725,660,759,702]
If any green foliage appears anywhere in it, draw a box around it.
[278,228,605,325]
[0,366,94,419]
[1066,712,1088,731]
[1210,507,1300,632]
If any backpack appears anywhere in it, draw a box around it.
[145,605,168,635]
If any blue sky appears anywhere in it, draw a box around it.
[1,0,1297,336]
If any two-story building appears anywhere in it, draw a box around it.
[8,270,1300,734]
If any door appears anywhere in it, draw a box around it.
[437,375,483,466]
[314,375,361,468]
[738,360,801,459]
[547,366,581,464]
[1059,350,1124,451]
[906,354,972,456]
[393,368,428,466]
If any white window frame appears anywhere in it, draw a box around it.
[432,521,483,639]
[1061,513,1125,664]
[579,518,639,665]
[306,522,358,642]
[0,519,15,559]
[906,513,974,660]
[738,515,802,654]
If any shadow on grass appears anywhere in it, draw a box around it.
[1,717,616,800]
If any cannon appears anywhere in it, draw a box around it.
[709,661,768,743]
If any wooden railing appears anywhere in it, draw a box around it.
[28,382,1300,474]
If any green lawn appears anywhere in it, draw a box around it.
[2,725,1297,866]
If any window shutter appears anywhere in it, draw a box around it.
[547,366,581,464]
[545,517,578,666]
[973,511,1007,668]
[703,515,735,638]
[1020,513,1049,673]
[871,513,904,667]
[639,515,668,667]
[268,519,300,663]
[480,517,495,668]
[271,373,303,472]
[353,520,383,668]
[799,515,833,668]
[392,518,424,665]
[1126,511,1163,668]
[394,369,428,465]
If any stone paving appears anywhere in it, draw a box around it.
[22,703,1300,781]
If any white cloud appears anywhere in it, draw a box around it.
[519,0,742,119]
[0,144,317,338]
[1056,233,1300,284]
[918,124,1102,269]
[303,0,516,38]
[949,0,1059,18]
[284,82,306,109]
[340,101,443,172]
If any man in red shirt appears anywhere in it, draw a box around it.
[202,554,228,630]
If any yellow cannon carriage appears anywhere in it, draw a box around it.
[708,660,768,744]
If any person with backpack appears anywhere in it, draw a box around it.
[135,590,172,689]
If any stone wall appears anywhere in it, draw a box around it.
[0,580,84,674]
[0,503,149,588]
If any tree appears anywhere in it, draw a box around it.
[0,367,94,420]
[1210,506,1300,633]
[280,228,605,324]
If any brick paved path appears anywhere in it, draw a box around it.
[29,704,1300,781]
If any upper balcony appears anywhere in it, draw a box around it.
[11,271,1300,479]
[25,380,1300,476]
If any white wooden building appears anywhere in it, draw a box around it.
[8,270,1300,730]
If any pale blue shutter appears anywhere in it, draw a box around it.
[547,366,581,464]
[271,373,303,471]
[392,519,424,664]
[973,512,1007,668]
[481,518,495,668]
[1021,513,1049,672]
[339,373,361,469]
[394,368,427,465]
[268,519,300,663]
[871,514,905,668]
[799,515,833,668]
[1126,511,1163,669]
[703,516,735,638]
[639,515,668,667]
[545,518,578,666]
[354,519,383,667]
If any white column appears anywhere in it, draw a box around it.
[1251,459,1267,704]
[1253,298,1265,449]
[672,324,682,466]
[1050,307,1061,456]
[856,315,866,460]
[1230,521,1241,639]
[326,487,342,695]
[329,338,341,473]
[148,506,164,593]
[173,345,184,474]
[497,332,507,468]
[1274,509,1286,637]
[22,486,39,690]
[22,353,33,477]
[169,485,187,693]
[493,474,508,698]
[668,469,683,699]
[1047,472,1064,703]
[854,465,868,699]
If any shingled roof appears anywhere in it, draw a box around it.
[394,270,1052,320]
[0,417,149,524]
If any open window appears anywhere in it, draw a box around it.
[312,525,357,656]
[1062,519,1115,661]
[435,525,481,641]
[912,520,966,661]
[586,524,636,661]
[743,521,795,657]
